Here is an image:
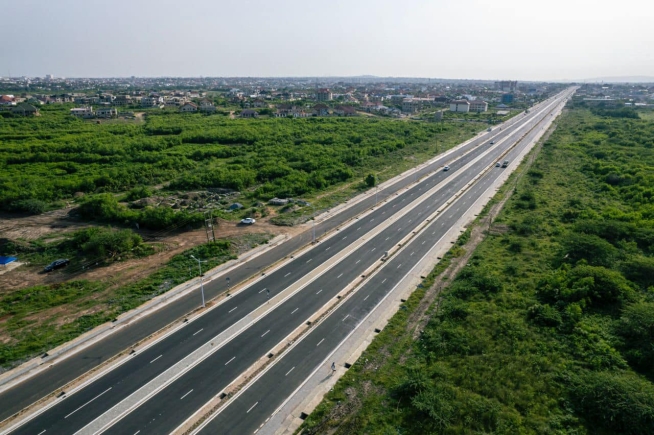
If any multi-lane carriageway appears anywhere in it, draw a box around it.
[1,88,543,425]
[3,88,574,435]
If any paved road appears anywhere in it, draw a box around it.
[0,105,500,423]
[5,93,567,434]
[198,91,573,435]
[88,95,568,435]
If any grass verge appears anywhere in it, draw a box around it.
[299,108,654,435]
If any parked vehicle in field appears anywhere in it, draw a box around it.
[240,217,256,225]
[44,259,70,272]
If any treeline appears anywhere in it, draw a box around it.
[0,107,450,212]
[301,108,654,434]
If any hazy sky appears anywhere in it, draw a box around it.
[2,0,653,80]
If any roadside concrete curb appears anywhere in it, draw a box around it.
[0,234,289,394]
[259,92,572,435]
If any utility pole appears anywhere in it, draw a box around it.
[204,210,216,243]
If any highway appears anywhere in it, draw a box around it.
[0,91,529,423]
[196,90,573,435]
[3,90,572,435]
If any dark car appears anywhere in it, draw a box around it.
[44,259,70,272]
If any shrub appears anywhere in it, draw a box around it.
[559,232,618,267]
[567,370,654,434]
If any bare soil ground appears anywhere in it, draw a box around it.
[0,213,301,294]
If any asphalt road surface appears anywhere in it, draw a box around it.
[197,91,572,435]
[4,91,571,434]
[0,94,531,423]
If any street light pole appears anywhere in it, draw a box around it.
[190,255,207,308]
[311,205,316,244]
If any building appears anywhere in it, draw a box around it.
[96,107,118,118]
[199,99,216,113]
[113,95,132,106]
[312,104,330,116]
[141,94,164,108]
[179,102,198,113]
[469,100,488,113]
[402,98,421,113]
[316,88,333,102]
[240,109,258,118]
[275,104,309,118]
[70,106,94,118]
[333,105,357,116]
[0,95,16,106]
[11,103,40,116]
[501,94,514,104]
[496,81,518,92]
[449,100,470,113]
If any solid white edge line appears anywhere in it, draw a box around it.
[185,91,572,435]
[64,387,112,419]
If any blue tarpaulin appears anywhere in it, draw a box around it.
[0,256,17,266]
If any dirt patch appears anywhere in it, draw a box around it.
[0,208,90,241]
[0,216,302,294]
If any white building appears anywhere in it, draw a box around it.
[70,106,94,118]
[469,100,488,112]
[96,107,118,118]
[141,94,164,108]
[449,100,470,113]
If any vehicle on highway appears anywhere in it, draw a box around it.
[487,127,492,132]
[490,141,495,145]
[443,165,450,172]
[44,259,70,272]
[495,162,501,167]
[502,160,509,168]
[240,217,256,225]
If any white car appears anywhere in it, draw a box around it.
[240,217,256,225]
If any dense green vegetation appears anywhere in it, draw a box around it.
[0,235,272,368]
[0,105,475,222]
[301,108,654,434]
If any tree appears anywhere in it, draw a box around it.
[365,173,376,188]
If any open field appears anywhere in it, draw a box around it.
[300,108,654,435]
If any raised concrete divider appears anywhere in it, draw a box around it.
[0,97,564,433]
[0,234,291,410]
[70,140,513,434]
[261,92,573,435]
[182,94,572,435]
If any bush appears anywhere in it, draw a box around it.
[567,370,654,434]
[538,265,634,308]
[560,232,618,267]
[11,199,48,215]
[616,302,654,372]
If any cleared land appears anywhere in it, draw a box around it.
[300,107,654,435]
